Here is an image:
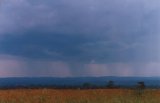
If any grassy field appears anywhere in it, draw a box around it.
[0,89,159,103]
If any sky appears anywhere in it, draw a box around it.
[0,0,160,77]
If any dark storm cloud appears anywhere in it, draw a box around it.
[0,0,160,63]
[1,29,159,63]
[0,31,90,61]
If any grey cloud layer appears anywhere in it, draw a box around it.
[0,0,160,63]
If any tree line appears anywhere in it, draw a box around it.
[0,80,146,89]
[81,80,146,89]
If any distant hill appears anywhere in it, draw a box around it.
[0,76,160,88]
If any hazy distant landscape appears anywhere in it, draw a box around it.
[0,76,160,88]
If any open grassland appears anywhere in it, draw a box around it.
[0,89,159,103]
